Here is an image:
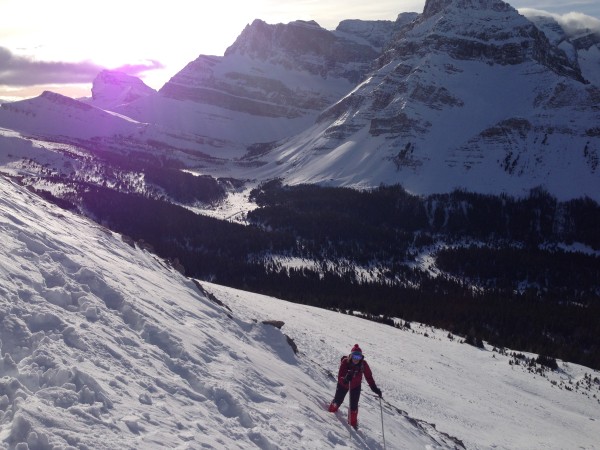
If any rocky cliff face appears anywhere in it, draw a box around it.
[223,19,378,82]
[524,11,600,86]
[422,0,512,17]
[156,19,380,120]
[159,55,325,119]
[385,0,583,81]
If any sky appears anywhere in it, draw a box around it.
[1,0,599,101]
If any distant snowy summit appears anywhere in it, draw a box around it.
[90,70,156,109]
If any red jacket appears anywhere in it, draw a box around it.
[337,356,376,390]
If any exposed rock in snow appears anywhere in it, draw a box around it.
[523,10,600,86]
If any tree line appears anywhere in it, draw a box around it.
[41,178,600,370]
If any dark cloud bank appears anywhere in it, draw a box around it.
[0,47,163,86]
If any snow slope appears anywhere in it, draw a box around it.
[212,282,600,450]
[0,93,239,164]
[1,174,599,449]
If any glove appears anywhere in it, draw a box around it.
[343,373,352,384]
[371,385,382,398]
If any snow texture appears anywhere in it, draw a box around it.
[0,174,599,449]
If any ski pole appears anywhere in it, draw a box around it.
[379,396,387,450]
[348,388,352,440]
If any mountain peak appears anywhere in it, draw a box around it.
[422,0,451,16]
[224,19,332,60]
[388,0,585,83]
[423,0,512,17]
[91,70,155,109]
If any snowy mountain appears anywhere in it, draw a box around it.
[522,10,600,87]
[0,2,599,201]
[245,0,599,200]
[89,70,156,110]
[1,173,599,449]
[105,19,388,152]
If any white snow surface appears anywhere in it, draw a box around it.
[1,175,599,449]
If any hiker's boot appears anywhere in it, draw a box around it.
[350,409,358,428]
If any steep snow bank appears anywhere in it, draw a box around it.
[0,176,450,449]
[0,174,599,449]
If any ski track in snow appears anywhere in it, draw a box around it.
[0,175,599,449]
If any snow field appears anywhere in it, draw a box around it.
[0,173,599,449]
[206,282,600,449]
[0,176,289,448]
[0,175,441,449]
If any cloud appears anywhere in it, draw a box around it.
[113,60,165,75]
[519,8,600,35]
[555,11,600,34]
[0,47,164,87]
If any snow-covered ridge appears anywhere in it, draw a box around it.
[0,91,146,139]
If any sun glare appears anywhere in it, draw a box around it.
[1,0,410,97]
[2,0,263,75]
